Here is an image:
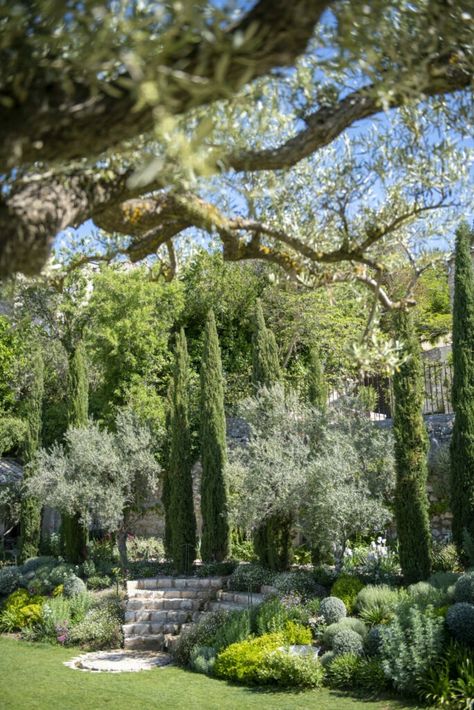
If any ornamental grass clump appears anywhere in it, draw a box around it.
[355,584,400,626]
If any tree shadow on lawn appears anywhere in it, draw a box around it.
[238,686,425,709]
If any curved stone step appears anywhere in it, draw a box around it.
[124,634,165,651]
[216,591,265,606]
[206,601,248,613]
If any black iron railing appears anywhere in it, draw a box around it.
[329,362,454,420]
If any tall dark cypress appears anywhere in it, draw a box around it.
[450,223,474,556]
[162,381,173,559]
[61,342,89,563]
[393,310,431,583]
[307,346,327,411]
[169,329,197,573]
[252,300,281,388]
[251,302,291,570]
[200,311,229,562]
[19,348,44,561]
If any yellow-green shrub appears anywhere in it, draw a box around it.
[214,623,312,685]
[0,589,44,630]
[330,575,364,612]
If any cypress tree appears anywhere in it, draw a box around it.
[251,302,291,570]
[19,348,44,561]
[450,223,474,557]
[252,300,281,388]
[307,346,327,411]
[169,329,197,573]
[61,342,89,563]
[392,310,431,583]
[200,311,229,562]
[162,381,173,559]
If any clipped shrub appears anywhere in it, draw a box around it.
[319,596,346,625]
[330,574,364,612]
[355,584,400,626]
[227,564,275,593]
[273,571,326,600]
[259,652,325,688]
[322,618,367,649]
[380,605,445,694]
[364,625,384,657]
[446,603,474,647]
[353,658,388,692]
[189,646,217,675]
[453,570,474,604]
[332,628,364,657]
[282,621,312,646]
[325,653,361,688]
[63,575,87,597]
[0,566,21,596]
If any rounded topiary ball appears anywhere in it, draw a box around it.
[364,625,384,657]
[63,575,87,597]
[446,602,474,646]
[320,596,347,625]
[332,628,364,657]
[453,571,474,604]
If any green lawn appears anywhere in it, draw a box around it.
[0,636,423,710]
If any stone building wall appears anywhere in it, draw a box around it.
[378,413,454,541]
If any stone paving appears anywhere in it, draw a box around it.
[64,649,172,673]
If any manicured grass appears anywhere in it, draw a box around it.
[0,636,423,710]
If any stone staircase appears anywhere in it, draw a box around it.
[123,577,266,652]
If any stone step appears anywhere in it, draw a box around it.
[127,587,216,600]
[217,591,265,606]
[125,598,202,619]
[124,634,165,651]
[261,584,277,595]
[128,576,223,593]
[206,601,248,613]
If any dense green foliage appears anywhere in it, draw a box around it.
[392,311,431,583]
[450,223,474,557]
[307,346,327,410]
[168,329,197,573]
[199,311,229,562]
[19,349,44,562]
